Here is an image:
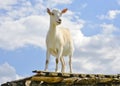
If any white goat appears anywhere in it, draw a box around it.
[44,8,74,73]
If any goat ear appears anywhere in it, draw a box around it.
[61,8,68,14]
[47,8,51,15]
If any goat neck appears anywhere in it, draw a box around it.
[48,19,57,35]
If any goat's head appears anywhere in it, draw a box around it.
[47,8,67,26]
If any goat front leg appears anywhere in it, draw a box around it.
[44,50,50,71]
[55,47,63,72]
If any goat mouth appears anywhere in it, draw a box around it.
[57,21,61,24]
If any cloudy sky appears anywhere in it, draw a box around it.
[0,0,120,84]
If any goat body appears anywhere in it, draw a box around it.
[46,27,73,57]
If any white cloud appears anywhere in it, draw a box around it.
[1,0,34,19]
[0,0,17,10]
[50,0,72,4]
[0,0,46,20]
[0,15,49,50]
[0,63,23,84]
[108,10,120,19]
[46,0,73,7]
[100,23,117,34]
[72,23,120,74]
[7,1,33,18]
[98,10,120,20]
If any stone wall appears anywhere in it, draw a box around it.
[1,70,120,86]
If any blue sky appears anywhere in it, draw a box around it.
[0,0,120,84]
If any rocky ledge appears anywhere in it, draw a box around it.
[1,70,120,86]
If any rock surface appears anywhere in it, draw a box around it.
[1,70,120,86]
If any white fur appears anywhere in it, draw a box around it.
[44,8,74,73]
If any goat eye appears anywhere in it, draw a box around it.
[51,13,54,16]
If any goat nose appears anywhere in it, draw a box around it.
[59,19,61,21]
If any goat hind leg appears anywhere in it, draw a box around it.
[55,47,63,72]
[69,55,72,73]
[60,57,65,73]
